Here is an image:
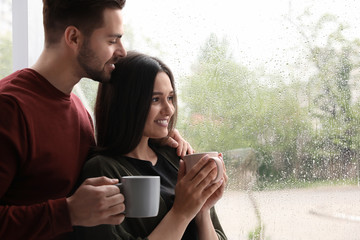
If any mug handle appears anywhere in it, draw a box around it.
[209,157,223,183]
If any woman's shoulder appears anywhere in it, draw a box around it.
[85,154,123,168]
[82,154,133,179]
[149,142,177,156]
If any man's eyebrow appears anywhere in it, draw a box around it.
[108,34,123,38]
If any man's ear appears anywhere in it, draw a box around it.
[64,26,83,51]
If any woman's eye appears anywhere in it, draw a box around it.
[168,96,174,102]
[152,97,159,102]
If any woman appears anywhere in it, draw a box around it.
[75,51,227,240]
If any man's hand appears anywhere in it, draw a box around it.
[166,129,195,158]
[66,177,125,226]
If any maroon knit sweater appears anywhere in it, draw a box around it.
[0,69,95,240]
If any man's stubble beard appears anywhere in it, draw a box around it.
[77,39,112,83]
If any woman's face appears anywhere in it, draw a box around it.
[143,71,175,139]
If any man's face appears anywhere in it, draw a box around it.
[77,8,126,82]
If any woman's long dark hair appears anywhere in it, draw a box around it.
[93,51,178,157]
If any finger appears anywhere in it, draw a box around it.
[192,155,210,170]
[110,214,125,225]
[203,178,224,198]
[83,176,119,186]
[178,141,194,158]
[187,142,195,155]
[103,200,126,217]
[107,192,125,207]
[169,129,180,140]
[101,184,121,197]
[194,166,218,190]
[167,136,179,148]
[177,160,186,182]
[102,213,126,225]
[183,142,193,157]
[210,179,226,202]
[176,141,183,157]
[220,178,226,192]
[179,141,188,158]
[191,159,218,187]
[169,129,185,152]
[183,155,211,181]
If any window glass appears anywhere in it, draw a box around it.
[123,1,360,239]
[0,0,12,77]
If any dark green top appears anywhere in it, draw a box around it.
[74,144,227,240]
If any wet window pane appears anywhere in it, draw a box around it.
[0,0,12,77]
[124,1,360,239]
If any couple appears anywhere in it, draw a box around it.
[0,0,227,239]
[75,51,228,239]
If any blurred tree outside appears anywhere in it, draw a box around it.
[293,11,360,180]
[0,0,12,78]
[0,32,12,78]
[178,34,257,151]
[177,34,312,187]
[177,11,360,188]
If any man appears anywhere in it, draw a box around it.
[0,1,192,239]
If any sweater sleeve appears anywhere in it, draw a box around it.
[0,95,73,239]
[0,198,72,239]
[210,207,228,240]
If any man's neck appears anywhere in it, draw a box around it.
[31,48,81,94]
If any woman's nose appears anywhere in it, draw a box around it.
[162,101,174,116]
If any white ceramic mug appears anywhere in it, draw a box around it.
[183,152,223,183]
[116,176,160,218]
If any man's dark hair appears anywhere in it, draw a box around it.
[42,0,126,46]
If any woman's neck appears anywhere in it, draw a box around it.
[125,137,158,166]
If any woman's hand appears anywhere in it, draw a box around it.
[147,155,223,240]
[197,153,228,214]
[171,156,220,220]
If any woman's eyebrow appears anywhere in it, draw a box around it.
[152,91,174,95]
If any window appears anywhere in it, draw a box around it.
[4,0,360,239]
[0,0,12,77]
[124,2,360,238]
